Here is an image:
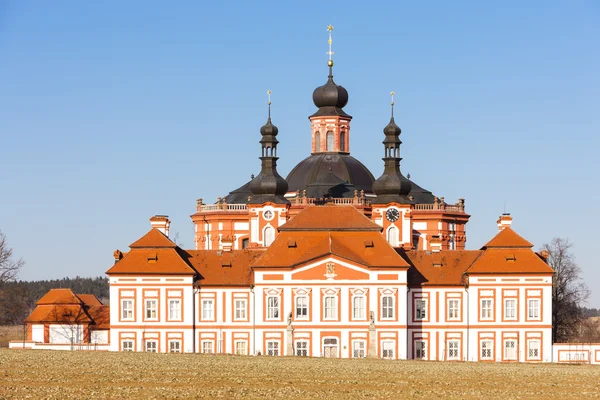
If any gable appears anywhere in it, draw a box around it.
[291,257,370,281]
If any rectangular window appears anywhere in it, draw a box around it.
[202,341,214,354]
[122,340,134,352]
[382,341,395,359]
[504,340,517,360]
[145,299,158,320]
[324,296,337,320]
[352,340,366,358]
[145,340,157,353]
[168,299,181,321]
[447,340,460,360]
[528,299,540,319]
[295,296,308,319]
[481,299,493,320]
[202,299,214,320]
[295,341,308,356]
[382,296,394,319]
[168,340,181,353]
[353,296,365,320]
[121,299,134,321]
[481,340,493,360]
[234,299,247,320]
[235,341,247,355]
[267,296,279,319]
[528,340,540,360]
[504,299,516,319]
[448,299,460,320]
[267,340,279,356]
[415,299,427,320]
[415,340,426,359]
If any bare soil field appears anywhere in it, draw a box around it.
[0,326,24,348]
[0,349,598,399]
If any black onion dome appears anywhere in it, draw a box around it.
[260,117,279,137]
[286,154,375,198]
[383,117,401,138]
[310,69,351,118]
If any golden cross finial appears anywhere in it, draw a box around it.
[267,90,272,105]
[390,91,396,118]
[326,25,334,67]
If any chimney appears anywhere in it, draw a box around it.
[150,215,171,237]
[497,213,513,232]
[430,235,442,253]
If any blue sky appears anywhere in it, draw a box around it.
[1,1,598,305]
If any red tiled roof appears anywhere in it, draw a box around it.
[466,248,554,275]
[25,305,93,324]
[87,305,110,329]
[482,227,533,249]
[106,247,197,275]
[280,205,382,231]
[254,231,409,269]
[186,250,264,286]
[401,250,482,286]
[36,288,83,305]
[129,228,177,248]
[76,294,102,306]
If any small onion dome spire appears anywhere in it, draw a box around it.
[372,91,412,201]
[249,90,289,203]
[310,25,351,118]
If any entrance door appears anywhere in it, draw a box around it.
[323,338,338,358]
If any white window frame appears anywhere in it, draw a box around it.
[235,340,247,355]
[234,299,247,321]
[381,340,395,359]
[381,295,394,319]
[202,340,214,354]
[415,299,427,320]
[527,339,541,360]
[481,340,493,360]
[323,295,337,320]
[145,340,158,353]
[528,299,540,319]
[295,296,308,320]
[481,299,493,320]
[352,295,365,320]
[122,340,134,352]
[447,340,460,360]
[504,340,517,360]
[295,340,308,356]
[168,340,181,353]
[168,299,181,321]
[266,340,279,356]
[145,299,158,320]
[202,299,214,320]
[504,298,516,320]
[121,299,134,321]
[352,340,366,358]
[448,299,460,321]
[267,296,279,320]
[415,340,427,359]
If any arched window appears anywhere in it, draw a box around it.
[387,226,399,247]
[315,131,321,152]
[263,226,275,247]
[242,238,249,250]
[326,131,334,151]
[340,131,346,152]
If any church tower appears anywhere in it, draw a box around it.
[309,25,352,154]
[247,92,289,247]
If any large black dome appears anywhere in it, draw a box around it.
[286,154,375,198]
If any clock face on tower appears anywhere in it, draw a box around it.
[386,208,400,222]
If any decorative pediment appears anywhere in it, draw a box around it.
[291,258,370,281]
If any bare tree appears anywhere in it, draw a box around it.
[0,230,24,283]
[542,238,590,342]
